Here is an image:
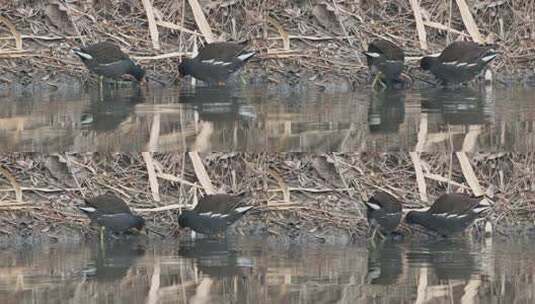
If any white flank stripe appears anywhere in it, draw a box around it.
[365,202,381,210]
[429,53,441,57]
[473,207,490,214]
[201,59,215,64]
[456,62,468,67]
[79,207,96,213]
[237,52,255,61]
[466,63,477,67]
[200,212,212,216]
[481,54,497,62]
[443,61,457,65]
[235,206,253,213]
[210,213,222,218]
[364,52,381,58]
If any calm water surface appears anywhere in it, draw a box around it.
[0,238,533,304]
[0,85,534,151]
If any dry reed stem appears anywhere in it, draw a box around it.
[410,152,428,202]
[423,20,469,37]
[268,169,290,204]
[455,0,483,42]
[156,21,202,36]
[188,0,215,43]
[134,204,183,212]
[141,0,161,49]
[132,51,192,60]
[409,0,428,49]
[156,172,201,188]
[0,166,22,202]
[146,259,160,304]
[0,16,22,50]
[456,152,484,196]
[188,152,215,194]
[267,17,290,51]
[142,152,161,202]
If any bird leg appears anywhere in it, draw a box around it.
[371,72,387,91]
[99,226,105,251]
[376,230,386,240]
[368,227,377,249]
[369,226,377,240]
[98,76,104,100]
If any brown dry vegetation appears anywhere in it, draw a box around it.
[0,152,533,242]
[1,0,535,86]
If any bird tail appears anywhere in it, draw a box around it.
[226,205,253,222]
[72,48,93,60]
[363,51,382,59]
[365,201,381,211]
[237,51,256,62]
[78,206,96,214]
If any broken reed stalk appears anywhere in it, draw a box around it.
[456,152,484,196]
[410,152,428,203]
[0,16,22,50]
[188,152,215,194]
[409,0,428,50]
[146,259,161,304]
[156,20,202,36]
[188,0,215,43]
[0,165,22,202]
[267,16,290,51]
[141,0,160,49]
[268,169,290,204]
[143,152,161,202]
[455,0,483,42]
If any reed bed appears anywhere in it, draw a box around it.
[0,152,533,241]
[1,0,534,86]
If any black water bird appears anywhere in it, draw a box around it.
[365,191,403,239]
[405,193,491,237]
[178,42,255,85]
[420,41,497,85]
[79,192,145,237]
[73,41,145,82]
[363,39,409,89]
[178,193,253,236]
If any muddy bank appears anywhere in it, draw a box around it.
[0,153,533,245]
[2,1,535,91]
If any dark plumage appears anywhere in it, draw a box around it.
[365,191,403,236]
[79,192,145,234]
[178,193,253,235]
[420,41,497,85]
[73,41,145,81]
[405,193,491,237]
[363,39,406,87]
[178,42,255,84]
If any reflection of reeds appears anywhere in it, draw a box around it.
[1,88,535,151]
[1,240,534,303]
